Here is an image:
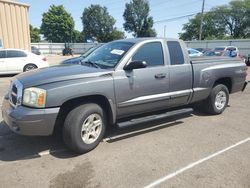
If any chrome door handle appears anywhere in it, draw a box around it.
[155,73,166,79]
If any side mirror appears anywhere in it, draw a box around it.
[124,60,147,71]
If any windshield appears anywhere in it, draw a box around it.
[84,41,134,69]
[80,45,100,58]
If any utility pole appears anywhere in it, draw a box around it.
[199,0,205,40]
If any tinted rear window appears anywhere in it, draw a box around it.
[167,41,184,65]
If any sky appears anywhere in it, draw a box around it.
[18,0,231,39]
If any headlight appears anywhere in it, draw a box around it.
[23,87,46,108]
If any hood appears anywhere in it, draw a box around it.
[61,56,83,64]
[15,64,112,88]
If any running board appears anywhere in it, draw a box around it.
[117,108,193,128]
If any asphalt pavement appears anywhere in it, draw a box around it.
[0,57,249,188]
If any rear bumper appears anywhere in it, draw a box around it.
[1,98,59,136]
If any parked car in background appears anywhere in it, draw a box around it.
[187,48,203,57]
[61,45,102,65]
[31,46,41,55]
[0,49,49,75]
[214,46,239,56]
[195,48,205,53]
[195,48,211,53]
[203,50,218,56]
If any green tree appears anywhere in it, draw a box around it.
[179,0,250,40]
[212,0,250,38]
[72,30,85,43]
[82,5,123,42]
[123,0,156,37]
[110,29,125,40]
[40,5,75,42]
[30,25,41,42]
[179,12,225,40]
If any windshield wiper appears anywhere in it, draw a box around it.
[81,60,100,69]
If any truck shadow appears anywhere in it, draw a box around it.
[191,105,231,117]
[0,113,192,162]
[104,114,191,143]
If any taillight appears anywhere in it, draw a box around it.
[42,57,47,61]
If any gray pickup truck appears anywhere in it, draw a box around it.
[2,38,248,153]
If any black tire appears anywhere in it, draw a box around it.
[202,84,229,115]
[63,103,106,154]
[23,64,37,72]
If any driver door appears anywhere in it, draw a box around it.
[114,42,170,118]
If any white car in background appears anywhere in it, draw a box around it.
[214,46,239,56]
[0,49,49,75]
[187,48,203,57]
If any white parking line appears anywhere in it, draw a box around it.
[145,136,250,188]
[0,160,20,167]
[38,149,67,156]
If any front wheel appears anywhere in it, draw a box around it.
[202,84,229,115]
[63,103,106,154]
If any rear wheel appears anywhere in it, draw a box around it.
[202,84,229,115]
[23,64,37,72]
[63,103,106,154]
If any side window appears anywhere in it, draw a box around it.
[192,50,196,54]
[0,51,6,58]
[132,42,164,67]
[19,51,27,57]
[167,41,184,65]
[189,49,196,54]
[0,39,3,48]
[7,50,27,58]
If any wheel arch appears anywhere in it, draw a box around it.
[213,77,232,93]
[23,63,38,72]
[54,94,116,133]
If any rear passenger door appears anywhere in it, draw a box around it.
[114,41,170,117]
[167,41,193,107]
[0,50,7,72]
[6,50,27,72]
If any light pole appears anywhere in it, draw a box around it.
[199,0,205,40]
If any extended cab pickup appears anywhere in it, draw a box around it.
[2,38,248,153]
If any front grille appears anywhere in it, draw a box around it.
[9,80,23,108]
[12,84,17,94]
[11,85,18,106]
